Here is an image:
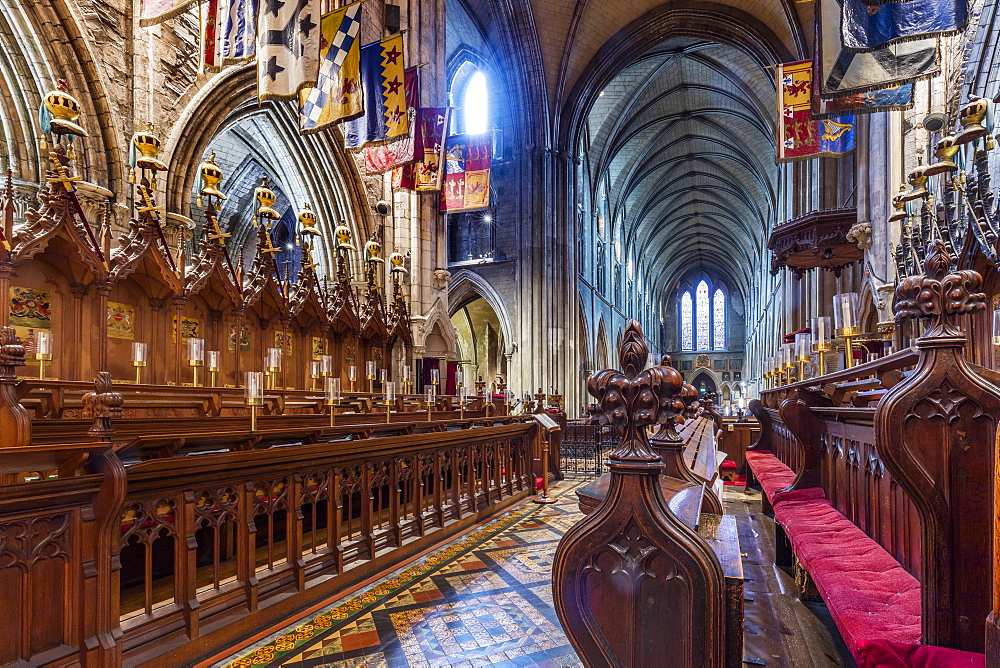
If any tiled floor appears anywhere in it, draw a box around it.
[220,480,848,668]
[221,480,587,668]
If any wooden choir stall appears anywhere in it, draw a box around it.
[551,242,1000,666]
[0,86,547,665]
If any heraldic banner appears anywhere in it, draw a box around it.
[777,60,856,162]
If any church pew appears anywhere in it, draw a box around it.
[747,335,995,663]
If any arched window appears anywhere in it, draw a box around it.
[464,71,488,134]
[696,280,710,350]
[678,278,728,352]
[713,288,726,349]
[680,292,693,350]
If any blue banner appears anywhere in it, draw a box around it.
[841,0,965,52]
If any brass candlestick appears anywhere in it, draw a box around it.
[190,360,203,387]
[837,326,862,368]
[813,342,831,375]
[134,361,145,384]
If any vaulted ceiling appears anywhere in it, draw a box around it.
[583,37,779,299]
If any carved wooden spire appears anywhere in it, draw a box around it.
[552,320,727,666]
[880,239,999,652]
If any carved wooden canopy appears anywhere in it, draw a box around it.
[768,208,861,278]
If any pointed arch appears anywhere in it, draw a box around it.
[447,269,514,353]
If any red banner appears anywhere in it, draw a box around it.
[777,60,818,161]
[363,68,420,174]
[440,133,491,213]
[392,107,450,191]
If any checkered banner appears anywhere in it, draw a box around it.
[298,1,364,133]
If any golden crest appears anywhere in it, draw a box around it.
[334,221,356,250]
[43,82,87,137]
[255,176,280,220]
[298,203,321,236]
[198,152,227,200]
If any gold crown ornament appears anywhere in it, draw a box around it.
[255,177,280,221]
[888,184,909,222]
[334,221,356,251]
[924,135,960,176]
[42,80,88,139]
[365,237,384,263]
[298,203,321,237]
[129,122,168,187]
[389,248,407,274]
[898,165,930,202]
[956,96,989,145]
[197,152,227,206]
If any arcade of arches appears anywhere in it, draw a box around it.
[3,0,1000,666]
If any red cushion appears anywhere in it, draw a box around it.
[855,640,986,668]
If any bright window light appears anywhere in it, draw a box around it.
[464,71,488,134]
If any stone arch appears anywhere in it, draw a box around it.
[595,317,610,371]
[162,64,375,278]
[447,269,514,353]
[688,369,719,396]
[414,297,458,359]
[0,0,123,188]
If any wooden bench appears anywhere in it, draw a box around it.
[748,326,994,664]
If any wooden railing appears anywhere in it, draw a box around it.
[0,378,539,665]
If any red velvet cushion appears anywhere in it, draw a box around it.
[855,640,986,668]
[772,486,826,507]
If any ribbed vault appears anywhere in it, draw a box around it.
[583,36,777,303]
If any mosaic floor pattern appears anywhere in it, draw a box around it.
[221,480,587,668]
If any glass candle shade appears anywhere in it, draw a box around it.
[266,347,281,372]
[245,371,264,405]
[34,330,52,358]
[795,332,811,361]
[456,369,464,387]
[402,365,411,381]
[132,342,148,367]
[187,338,205,366]
[384,381,396,402]
[320,354,333,377]
[310,360,321,378]
[833,293,861,335]
[324,377,342,405]
[425,385,436,404]
[380,368,387,383]
[206,350,220,372]
[782,343,795,369]
[366,360,376,380]
[431,368,440,385]
[993,308,1000,346]
[812,316,832,348]
[348,365,357,381]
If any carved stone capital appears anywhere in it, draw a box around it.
[846,221,873,250]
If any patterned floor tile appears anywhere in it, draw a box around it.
[221,480,586,667]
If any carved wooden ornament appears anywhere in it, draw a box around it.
[552,320,726,666]
[879,240,1000,652]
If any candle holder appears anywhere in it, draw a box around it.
[132,341,147,384]
[245,371,264,431]
[993,308,1000,349]
[325,377,341,426]
[34,331,52,380]
[795,332,811,382]
[425,385,436,422]
[456,368,464,391]
[811,316,832,375]
[430,368,440,391]
[401,364,412,394]
[188,337,204,387]
[206,350,220,387]
[265,347,281,390]
[366,360,376,393]
[320,354,333,379]
[458,385,468,419]
[384,381,396,423]
[833,292,861,368]
[780,343,794,385]
[309,360,321,391]
[348,364,357,392]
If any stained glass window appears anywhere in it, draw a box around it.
[680,292,693,350]
[464,72,488,134]
[713,288,726,349]
[696,280,710,350]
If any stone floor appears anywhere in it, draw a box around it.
[218,479,852,668]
